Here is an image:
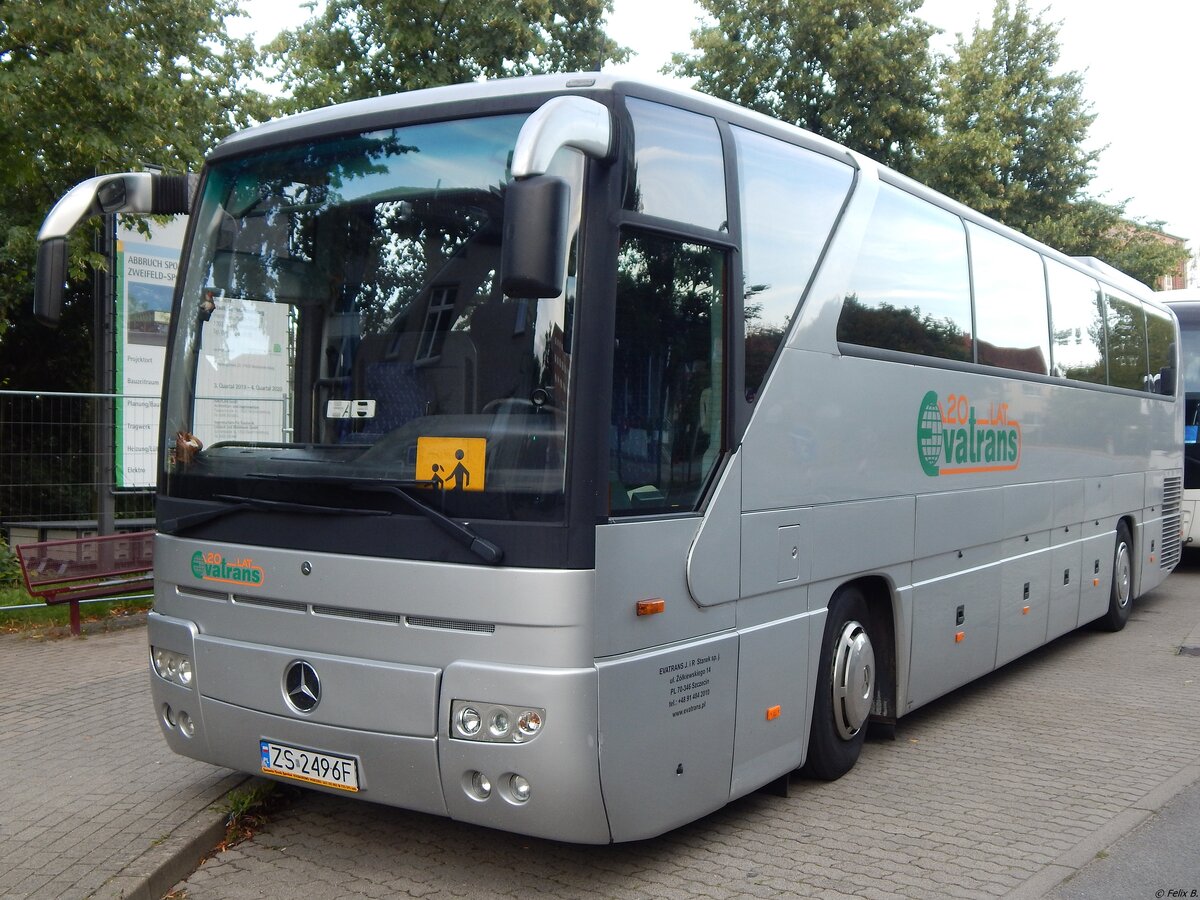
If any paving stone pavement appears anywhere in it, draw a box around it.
[0,621,246,900]
[170,562,1200,900]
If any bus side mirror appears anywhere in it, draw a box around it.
[34,238,69,327]
[33,172,195,327]
[500,175,570,299]
[499,95,611,299]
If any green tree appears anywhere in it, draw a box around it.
[0,0,268,387]
[669,0,937,172]
[917,0,1096,232]
[915,1,1187,287]
[264,0,629,112]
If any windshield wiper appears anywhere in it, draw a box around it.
[350,483,504,566]
[161,494,389,534]
[246,474,505,565]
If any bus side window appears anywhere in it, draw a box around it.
[733,127,853,400]
[610,231,727,516]
[1145,305,1176,395]
[624,98,727,233]
[836,183,973,363]
[968,223,1050,375]
[1104,290,1149,392]
[1046,259,1107,384]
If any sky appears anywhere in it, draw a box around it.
[231,0,1200,262]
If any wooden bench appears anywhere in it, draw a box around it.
[16,530,155,634]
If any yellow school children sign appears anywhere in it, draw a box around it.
[416,437,486,491]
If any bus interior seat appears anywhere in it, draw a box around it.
[341,333,430,444]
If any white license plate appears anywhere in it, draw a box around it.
[259,740,360,792]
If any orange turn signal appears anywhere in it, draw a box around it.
[1022,606,1030,615]
[636,598,665,617]
[955,631,965,643]
[766,705,781,721]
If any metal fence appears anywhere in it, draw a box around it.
[0,390,157,544]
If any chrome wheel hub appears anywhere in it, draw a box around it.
[832,620,875,740]
[1115,541,1131,609]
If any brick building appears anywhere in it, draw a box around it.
[1152,229,1190,290]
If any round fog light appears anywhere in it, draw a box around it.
[178,711,195,737]
[162,703,176,728]
[510,774,531,803]
[469,770,492,800]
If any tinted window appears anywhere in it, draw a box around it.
[610,231,727,515]
[837,183,972,362]
[1145,305,1176,395]
[625,98,727,231]
[968,224,1049,374]
[1105,290,1148,391]
[734,127,853,399]
[1046,259,1106,384]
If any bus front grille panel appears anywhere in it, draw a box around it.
[405,615,496,634]
[173,584,497,633]
[176,586,231,603]
[1161,476,1183,569]
[231,594,308,613]
[312,604,403,625]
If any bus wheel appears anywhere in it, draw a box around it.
[1100,522,1134,632]
[802,586,875,781]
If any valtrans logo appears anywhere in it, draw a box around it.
[917,391,1021,477]
[191,550,266,586]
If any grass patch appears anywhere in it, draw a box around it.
[0,582,152,634]
[216,781,300,851]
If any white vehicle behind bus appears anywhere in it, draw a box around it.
[1160,287,1200,546]
[35,74,1182,843]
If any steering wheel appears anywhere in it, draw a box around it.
[481,397,539,414]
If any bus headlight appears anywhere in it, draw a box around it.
[450,700,546,743]
[456,706,482,736]
[151,647,195,688]
[488,709,511,738]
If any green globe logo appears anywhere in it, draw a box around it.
[191,551,206,579]
[916,391,942,477]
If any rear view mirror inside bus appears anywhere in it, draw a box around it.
[501,174,570,299]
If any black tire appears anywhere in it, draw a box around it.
[1099,521,1135,632]
[802,586,876,781]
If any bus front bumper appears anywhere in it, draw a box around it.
[147,611,611,843]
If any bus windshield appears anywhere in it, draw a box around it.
[162,113,578,523]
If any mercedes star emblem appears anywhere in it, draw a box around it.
[284,660,321,713]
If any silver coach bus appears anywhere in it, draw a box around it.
[35,75,1182,843]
